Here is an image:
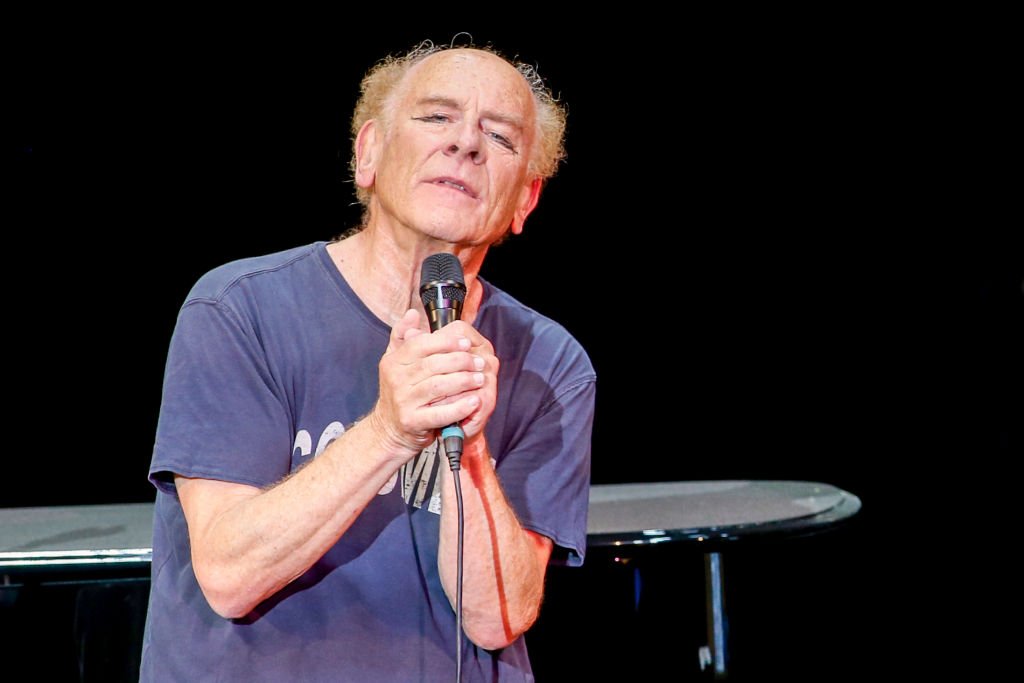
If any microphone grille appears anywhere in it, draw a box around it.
[419,253,466,307]
[420,253,465,287]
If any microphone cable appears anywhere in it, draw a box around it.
[444,430,465,683]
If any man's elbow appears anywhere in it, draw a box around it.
[465,626,517,652]
[204,593,255,620]
[464,606,541,651]
[193,559,259,619]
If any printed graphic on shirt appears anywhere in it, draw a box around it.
[292,422,346,460]
[293,423,445,515]
[400,440,444,514]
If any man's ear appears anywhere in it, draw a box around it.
[510,178,543,235]
[354,119,380,190]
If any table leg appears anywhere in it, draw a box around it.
[700,551,728,678]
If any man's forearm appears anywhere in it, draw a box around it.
[181,414,409,618]
[437,437,551,650]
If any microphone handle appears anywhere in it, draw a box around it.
[426,306,461,331]
[425,305,466,469]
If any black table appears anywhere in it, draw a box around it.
[586,480,861,677]
[0,503,155,681]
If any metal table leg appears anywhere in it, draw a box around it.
[699,551,728,678]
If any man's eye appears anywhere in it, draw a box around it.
[488,132,515,151]
[414,114,449,123]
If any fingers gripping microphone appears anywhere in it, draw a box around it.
[419,253,468,470]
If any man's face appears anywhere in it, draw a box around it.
[358,49,539,245]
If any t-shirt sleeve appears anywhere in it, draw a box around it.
[149,299,292,495]
[496,376,596,568]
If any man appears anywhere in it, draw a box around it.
[141,42,595,682]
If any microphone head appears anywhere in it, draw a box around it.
[419,253,466,308]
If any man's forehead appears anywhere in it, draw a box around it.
[401,49,533,108]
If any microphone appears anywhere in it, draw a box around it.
[419,253,468,470]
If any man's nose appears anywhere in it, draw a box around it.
[443,122,484,163]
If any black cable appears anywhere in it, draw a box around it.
[452,466,464,683]
[442,430,465,683]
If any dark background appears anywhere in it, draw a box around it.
[5,15,1019,680]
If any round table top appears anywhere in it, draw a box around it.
[586,480,860,548]
[0,481,861,573]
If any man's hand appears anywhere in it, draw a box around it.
[371,309,498,458]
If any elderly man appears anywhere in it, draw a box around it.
[141,42,595,682]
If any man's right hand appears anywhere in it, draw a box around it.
[370,308,484,459]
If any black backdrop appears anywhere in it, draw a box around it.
[6,16,1020,680]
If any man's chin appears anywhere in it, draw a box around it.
[413,216,488,245]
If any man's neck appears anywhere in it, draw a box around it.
[326,227,485,329]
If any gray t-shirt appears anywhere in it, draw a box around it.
[141,242,595,682]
